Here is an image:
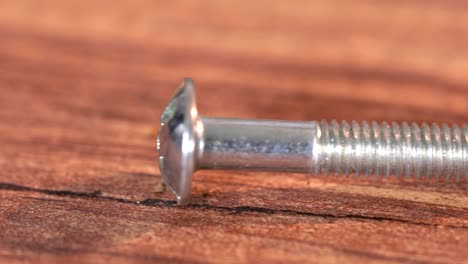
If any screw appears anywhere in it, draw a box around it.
[157,78,468,204]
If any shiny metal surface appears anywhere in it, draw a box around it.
[198,118,318,172]
[157,79,198,204]
[158,78,468,205]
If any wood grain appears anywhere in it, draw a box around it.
[0,1,467,263]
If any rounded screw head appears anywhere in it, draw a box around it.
[157,78,198,204]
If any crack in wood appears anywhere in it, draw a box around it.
[1,182,466,230]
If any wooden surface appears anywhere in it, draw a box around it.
[0,1,468,263]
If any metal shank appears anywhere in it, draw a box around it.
[197,119,468,180]
[198,117,317,172]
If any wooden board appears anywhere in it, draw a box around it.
[0,1,467,263]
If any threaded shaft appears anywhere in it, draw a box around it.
[312,120,468,180]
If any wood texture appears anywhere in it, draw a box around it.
[0,1,467,263]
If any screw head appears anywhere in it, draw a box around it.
[157,78,198,204]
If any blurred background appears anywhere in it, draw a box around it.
[2,0,467,124]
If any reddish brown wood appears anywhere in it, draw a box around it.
[0,1,467,263]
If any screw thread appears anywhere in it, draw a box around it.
[313,120,468,180]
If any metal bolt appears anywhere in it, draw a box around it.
[157,78,468,204]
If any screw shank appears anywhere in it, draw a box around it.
[198,117,317,172]
[198,119,468,180]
